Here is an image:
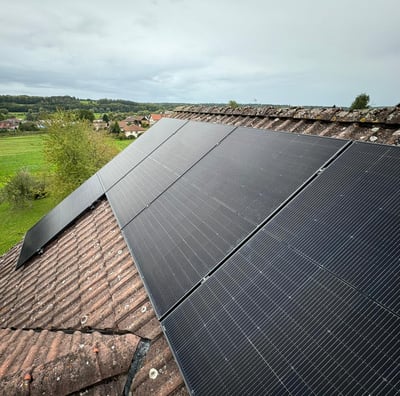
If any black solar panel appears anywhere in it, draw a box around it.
[107,121,236,228]
[162,142,400,395]
[16,173,104,268]
[98,118,188,191]
[262,142,400,314]
[124,128,346,317]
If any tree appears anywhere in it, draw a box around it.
[77,109,95,122]
[102,113,109,123]
[19,122,39,131]
[45,111,118,197]
[228,100,239,109]
[109,121,121,134]
[0,168,47,208]
[350,93,370,110]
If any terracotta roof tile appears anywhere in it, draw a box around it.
[0,329,139,395]
[173,105,400,145]
[0,199,186,394]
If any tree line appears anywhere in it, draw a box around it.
[0,95,185,114]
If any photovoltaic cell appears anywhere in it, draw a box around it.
[107,121,236,228]
[17,173,104,268]
[124,128,346,317]
[162,142,400,395]
[98,118,188,191]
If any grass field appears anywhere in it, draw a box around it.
[0,134,132,255]
[0,133,48,187]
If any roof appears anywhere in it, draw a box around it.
[151,114,164,121]
[118,121,145,132]
[0,199,186,395]
[173,105,400,145]
[1,106,399,395]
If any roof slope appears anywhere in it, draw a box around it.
[2,108,399,395]
[0,199,186,395]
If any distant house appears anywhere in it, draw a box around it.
[93,120,108,131]
[0,118,20,131]
[118,121,145,138]
[124,115,149,128]
[149,113,166,125]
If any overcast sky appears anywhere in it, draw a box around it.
[0,0,399,106]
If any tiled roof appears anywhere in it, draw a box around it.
[3,105,399,395]
[0,199,186,395]
[173,105,400,145]
[118,121,145,132]
[151,114,164,121]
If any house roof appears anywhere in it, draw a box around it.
[118,121,145,132]
[1,105,400,395]
[0,199,186,395]
[151,114,164,121]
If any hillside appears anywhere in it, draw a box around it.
[0,95,186,115]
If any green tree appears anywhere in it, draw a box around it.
[45,111,118,197]
[109,121,121,134]
[228,100,239,109]
[19,122,39,131]
[25,110,37,121]
[350,93,370,110]
[102,113,109,123]
[77,109,95,122]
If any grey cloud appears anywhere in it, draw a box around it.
[0,0,399,105]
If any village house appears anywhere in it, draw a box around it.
[118,120,146,138]
[0,118,20,131]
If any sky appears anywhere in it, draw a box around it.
[0,0,399,107]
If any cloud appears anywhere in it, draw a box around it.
[0,0,399,105]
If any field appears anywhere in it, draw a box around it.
[0,133,48,187]
[0,134,132,255]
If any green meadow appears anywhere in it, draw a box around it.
[0,133,131,255]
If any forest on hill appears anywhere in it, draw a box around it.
[0,95,186,114]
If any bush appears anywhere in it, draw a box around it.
[350,93,370,110]
[0,168,48,208]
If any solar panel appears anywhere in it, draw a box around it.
[98,118,188,191]
[163,227,400,395]
[262,142,400,314]
[107,121,236,228]
[124,128,347,317]
[162,141,400,395]
[16,173,104,268]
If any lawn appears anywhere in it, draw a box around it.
[0,134,132,255]
[0,133,48,187]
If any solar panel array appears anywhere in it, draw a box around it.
[16,119,400,395]
[163,141,400,395]
[124,127,346,317]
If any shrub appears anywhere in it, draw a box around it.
[0,168,48,208]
